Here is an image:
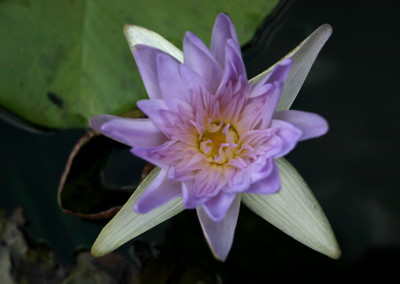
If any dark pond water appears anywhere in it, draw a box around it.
[1,0,399,282]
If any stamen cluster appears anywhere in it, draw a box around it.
[199,121,239,165]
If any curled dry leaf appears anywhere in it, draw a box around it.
[58,108,149,219]
[58,131,144,219]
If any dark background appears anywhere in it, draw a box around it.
[1,0,399,283]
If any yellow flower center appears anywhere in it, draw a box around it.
[199,122,239,164]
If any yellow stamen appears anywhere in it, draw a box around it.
[200,122,239,164]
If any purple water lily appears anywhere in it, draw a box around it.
[90,14,331,261]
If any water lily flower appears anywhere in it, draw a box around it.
[90,14,340,261]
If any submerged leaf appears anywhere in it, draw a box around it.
[242,158,341,259]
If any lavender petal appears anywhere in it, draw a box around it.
[197,194,241,261]
[258,59,293,125]
[157,52,190,104]
[210,13,240,68]
[247,160,281,194]
[133,168,181,213]
[183,31,223,93]
[133,45,165,100]
[202,191,237,222]
[91,116,167,148]
[270,119,303,158]
[216,39,247,95]
[274,110,328,140]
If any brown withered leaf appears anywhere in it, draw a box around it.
[58,130,151,219]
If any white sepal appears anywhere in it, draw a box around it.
[250,24,332,111]
[91,167,184,257]
[242,158,341,259]
[124,25,184,62]
[197,195,241,261]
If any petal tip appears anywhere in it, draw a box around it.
[123,24,151,39]
[216,12,231,23]
[211,250,228,262]
[330,246,342,259]
[132,200,150,214]
[122,23,133,35]
[132,202,141,213]
[280,57,293,67]
[89,114,114,133]
[123,24,148,48]
[318,119,329,137]
[320,23,333,35]
[312,24,333,44]
[88,117,97,131]
[324,237,341,259]
[208,212,225,222]
[91,237,109,258]
[183,31,197,44]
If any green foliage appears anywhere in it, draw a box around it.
[0,0,278,128]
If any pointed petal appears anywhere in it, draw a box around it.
[245,60,292,127]
[252,58,292,91]
[202,191,237,222]
[132,45,164,100]
[157,53,189,103]
[217,39,247,92]
[91,167,184,257]
[247,160,281,194]
[89,114,115,132]
[211,13,240,68]
[274,110,328,140]
[131,141,175,168]
[134,168,182,213]
[183,31,223,93]
[270,119,303,158]
[136,99,171,135]
[258,59,292,125]
[180,63,207,100]
[182,180,209,208]
[90,115,167,148]
[236,89,271,132]
[124,24,183,62]
[250,24,332,111]
[197,194,241,261]
[242,158,341,259]
[250,157,274,183]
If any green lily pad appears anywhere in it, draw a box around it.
[0,0,278,129]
